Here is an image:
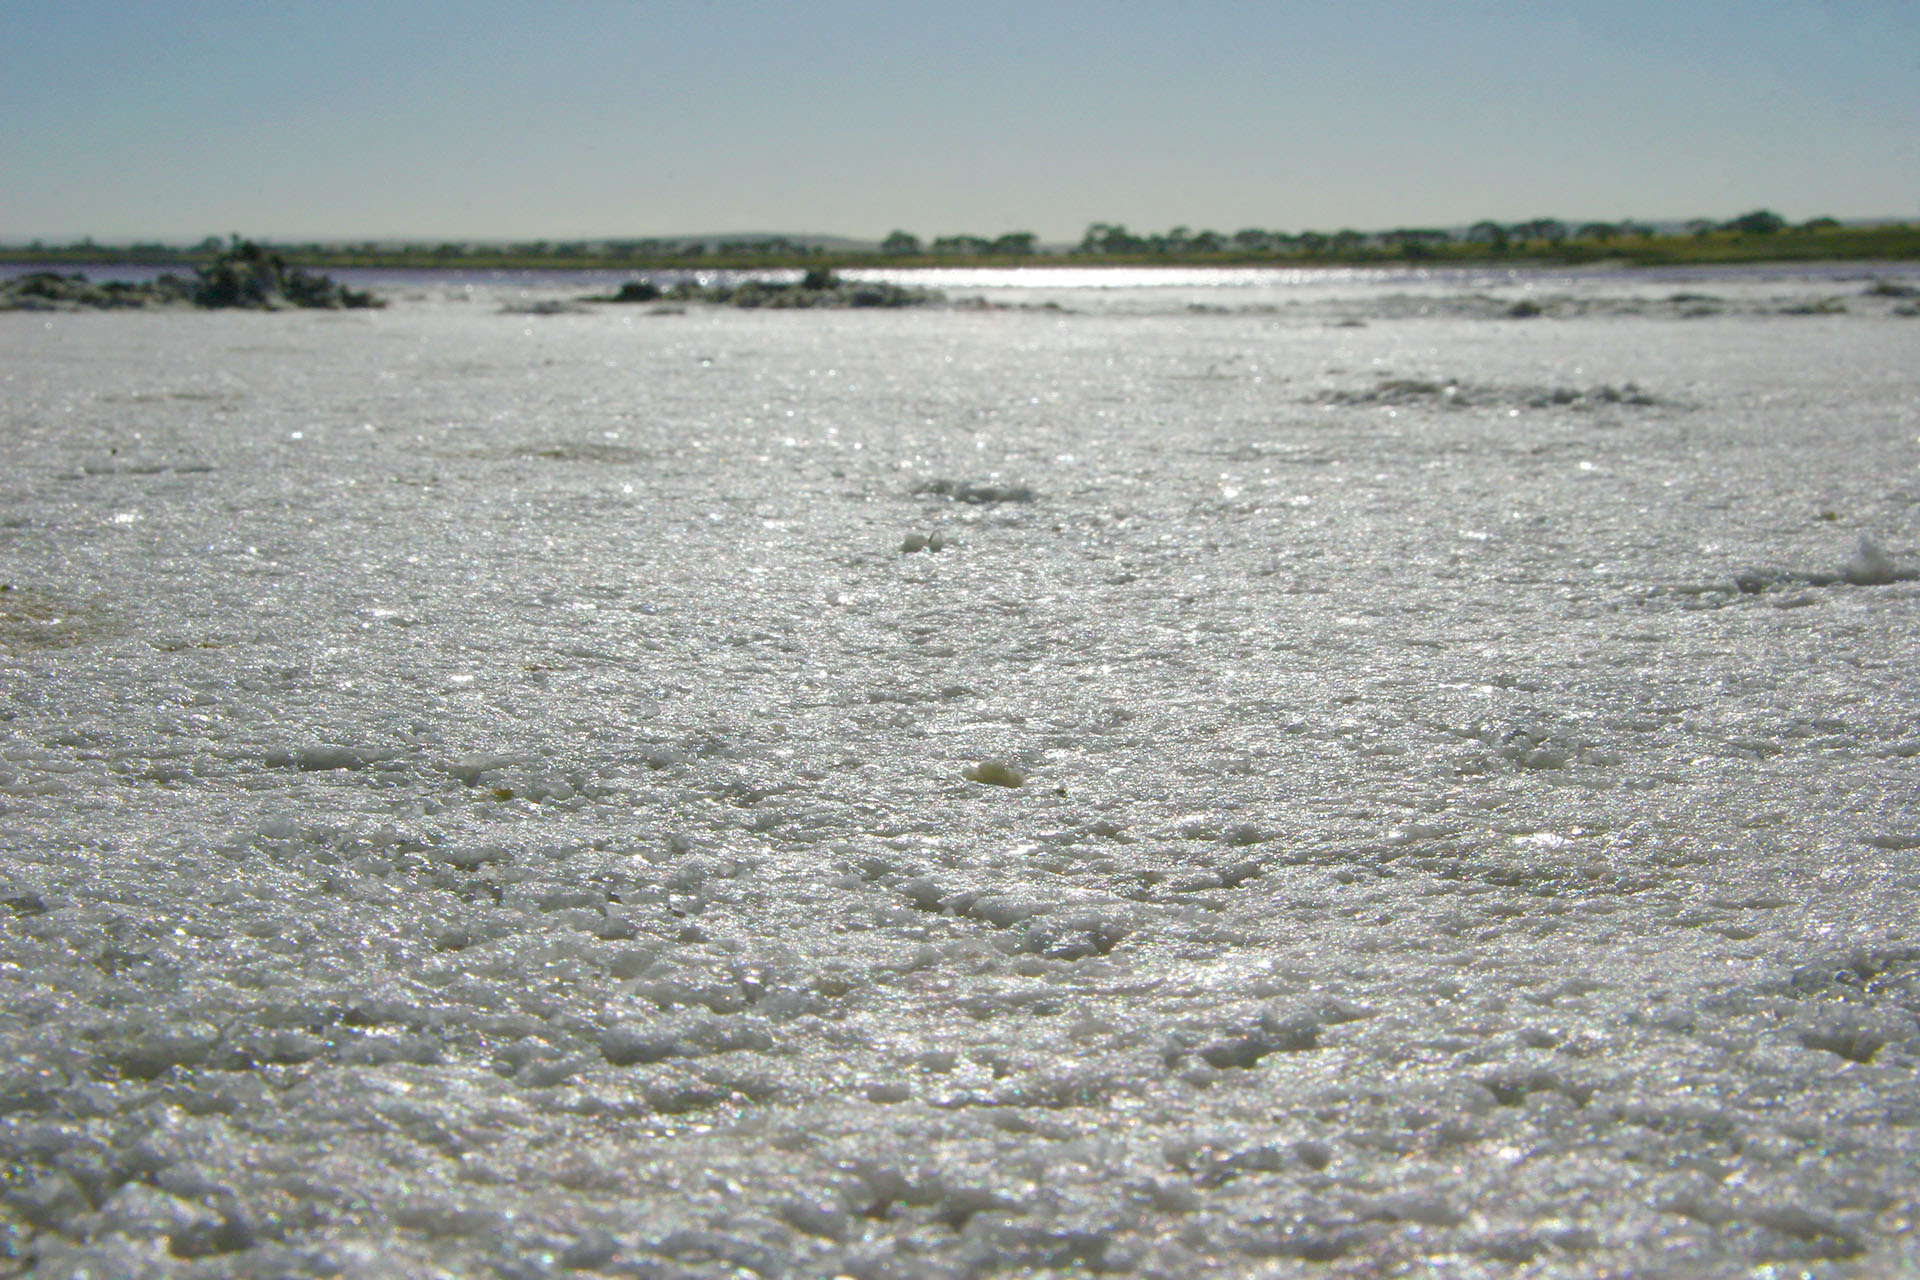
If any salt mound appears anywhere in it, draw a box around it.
[1842,535,1901,586]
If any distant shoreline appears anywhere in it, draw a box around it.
[5,223,1918,275]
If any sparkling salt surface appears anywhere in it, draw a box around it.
[2,270,1918,1276]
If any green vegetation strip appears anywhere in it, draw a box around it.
[7,214,1918,273]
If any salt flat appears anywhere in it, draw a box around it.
[2,269,1918,1277]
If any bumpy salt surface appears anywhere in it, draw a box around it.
[2,269,1918,1277]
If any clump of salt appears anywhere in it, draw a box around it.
[900,531,947,554]
[1841,535,1899,586]
[964,759,1024,787]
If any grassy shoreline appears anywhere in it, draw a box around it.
[6,224,1918,274]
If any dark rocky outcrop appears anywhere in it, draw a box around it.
[0,270,195,310]
[2,240,382,311]
[189,239,382,309]
[587,269,938,310]
[609,280,661,303]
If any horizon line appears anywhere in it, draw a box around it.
[5,212,1911,251]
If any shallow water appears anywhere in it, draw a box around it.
[2,274,1918,1276]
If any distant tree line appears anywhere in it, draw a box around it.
[880,231,1038,256]
[5,211,1909,269]
[875,215,1821,259]
[1066,211,1833,259]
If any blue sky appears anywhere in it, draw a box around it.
[3,0,1915,242]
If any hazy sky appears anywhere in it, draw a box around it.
[4,0,1916,243]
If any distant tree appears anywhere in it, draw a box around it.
[1232,228,1274,253]
[1523,218,1568,244]
[1079,223,1142,255]
[1375,227,1449,258]
[1188,230,1225,253]
[930,234,991,255]
[1799,216,1841,232]
[1618,221,1657,239]
[1722,209,1787,235]
[432,242,466,259]
[990,231,1037,255]
[1685,219,1718,238]
[881,230,921,255]
[1576,222,1618,242]
[1466,220,1509,251]
[1293,231,1330,256]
